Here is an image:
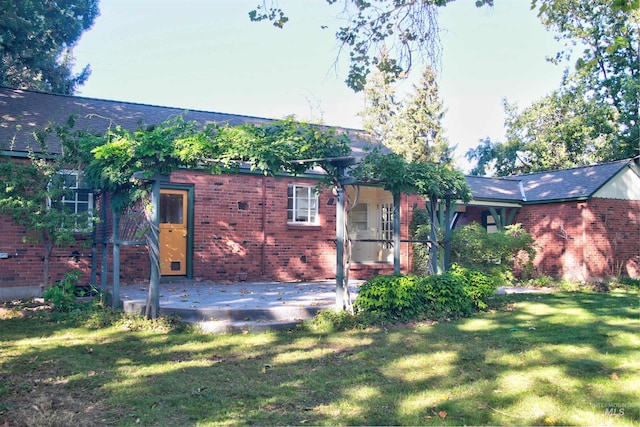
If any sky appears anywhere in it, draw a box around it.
[71,0,568,172]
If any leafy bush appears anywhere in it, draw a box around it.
[43,270,82,312]
[450,223,536,282]
[420,273,473,318]
[449,264,499,309]
[612,276,640,288]
[354,273,475,322]
[353,275,429,322]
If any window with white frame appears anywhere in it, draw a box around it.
[287,184,318,224]
[378,202,394,248]
[51,170,94,229]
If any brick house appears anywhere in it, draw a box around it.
[461,160,640,282]
[0,86,409,299]
[1,86,638,299]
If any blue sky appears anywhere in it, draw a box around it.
[72,0,567,171]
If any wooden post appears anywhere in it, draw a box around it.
[112,212,120,309]
[145,178,161,319]
[335,178,345,310]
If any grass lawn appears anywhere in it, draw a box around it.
[1,289,638,426]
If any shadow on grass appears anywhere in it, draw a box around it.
[1,291,638,426]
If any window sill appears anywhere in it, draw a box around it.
[287,223,321,231]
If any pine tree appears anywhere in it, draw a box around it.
[361,62,452,165]
[397,65,452,164]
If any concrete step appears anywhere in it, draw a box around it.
[121,299,324,332]
[194,319,304,333]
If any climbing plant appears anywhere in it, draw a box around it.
[352,149,471,273]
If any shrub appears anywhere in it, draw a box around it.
[612,276,640,289]
[43,270,82,312]
[450,223,536,282]
[354,275,428,322]
[421,273,473,318]
[449,264,499,309]
[354,273,475,322]
[409,208,433,276]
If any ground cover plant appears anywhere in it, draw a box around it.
[1,289,638,426]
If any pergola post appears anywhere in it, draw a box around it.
[145,178,161,319]
[335,178,346,310]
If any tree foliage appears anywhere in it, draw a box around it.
[467,0,639,176]
[362,62,452,164]
[467,88,618,176]
[0,117,94,288]
[250,0,493,91]
[0,0,99,94]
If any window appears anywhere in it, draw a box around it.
[482,210,498,234]
[51,170,93,230]
[287,185,318,224]
[378,202,394,248]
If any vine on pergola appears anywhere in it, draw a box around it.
[83,116,352,213]
[74,115,470,316]
[352,149,471,273]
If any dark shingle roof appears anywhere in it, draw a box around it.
[465,175,522,202]
[467,159,636,204]
[0,86,375,157]
[517,160,634,202]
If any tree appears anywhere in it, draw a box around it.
[467,87,618,176]
[361,62,452,164]
[0,0,100,94]
[535,0,639,158]
[396,65,452,164]
[467,0,639,175]
[0,118,95,289]
[250,0,493,91]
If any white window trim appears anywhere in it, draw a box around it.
[287,184,319,225]
[49,169,94,232]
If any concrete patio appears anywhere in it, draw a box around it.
[119,279,363,333]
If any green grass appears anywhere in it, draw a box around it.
[1,290,638,426]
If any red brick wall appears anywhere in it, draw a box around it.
[513,199,639,281]
[1,169,420,298]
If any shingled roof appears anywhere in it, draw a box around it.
[468,159,638,204]
[2,86,636,205]
[0,86,375,158]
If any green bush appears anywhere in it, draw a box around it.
[354,275,428,322]
[450,222,536,282]
[43,270,82,312]
[613,276,640,288]
[354,273,475,322]
[449,264,499,309]
[421,273,473,318]
[409,209,433,276]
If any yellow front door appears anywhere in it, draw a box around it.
[160,189,188,276]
